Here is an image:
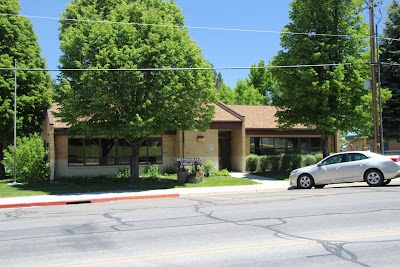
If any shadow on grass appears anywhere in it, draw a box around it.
[252,171,291,180]
[0,176,179,197]
[0,175,259,198]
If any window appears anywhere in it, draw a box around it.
[250,137,322,155]
[345,153,368,162]
[68,139,85,166]
[321,154,343,165]
[310,138,322,152]
[139,138,163,164]
[68,137,162,166]
[117,139,131,165]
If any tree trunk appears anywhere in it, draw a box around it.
[129,140,141,183]
[128,137,147,183]
[321,133,329,158]
[0,143,5,177]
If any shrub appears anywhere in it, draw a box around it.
[269,155,282,171]
[214,169,230,176]
[246,154,259,172]
[203,160,216,177]
[302,154,316,167]
[116,168,130,178]
[163,165,177,175]
[291,154,303,169]
[281,154,293,170]
[314,153,323,163]
[2,134,49,183]
[258,156,271,171]
[144,164,160,178]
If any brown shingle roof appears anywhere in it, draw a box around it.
[226,104,308,129]
[213,102,243,122]
[48,102,307,130]
[49,103,69,129]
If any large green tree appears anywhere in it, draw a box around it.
[271,0,371,156]
[0,0,52,176]
[216,83,236,104]
[380,0,400,141]
[234,79,266,105]
[56,0,216,182]
[247,60,276,104]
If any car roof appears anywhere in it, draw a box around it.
[329,151,380,157]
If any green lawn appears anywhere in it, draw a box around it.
[0,175,259,198]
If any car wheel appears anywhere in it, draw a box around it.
[383,179,391,185]
[365,169,384,186]
[297,174,314,189]
[315,184,326,189]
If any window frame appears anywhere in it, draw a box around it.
[68,137,163,167]
[250,137,322,155]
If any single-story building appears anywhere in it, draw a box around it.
[41,102,340,180]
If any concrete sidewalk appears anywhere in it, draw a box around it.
[0,173,290,209]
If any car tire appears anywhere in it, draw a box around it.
[383,179,391,185]
[297,174,314,189]
[365,169,384,186]
[314,184,326,189]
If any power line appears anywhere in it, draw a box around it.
[0,13,399,43]
[0,62,381,72]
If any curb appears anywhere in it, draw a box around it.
[0,193,180,209]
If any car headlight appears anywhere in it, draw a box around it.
[290,169,298,176]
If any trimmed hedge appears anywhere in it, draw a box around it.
[246,154,259,172]
[246,153,323,172]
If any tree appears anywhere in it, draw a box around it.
[216,83,236,104]
[234,79,266,105]
[56,0,216,182]
[212,66,224,90]
[270,0,371,157]
[0,0,52,176]
[380,0,400,141]
[247,60,276,104]
[2,134,49,183]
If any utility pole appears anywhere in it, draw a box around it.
[368,0,380,153]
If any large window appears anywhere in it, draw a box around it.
[250,137,322,155]
[68,138,162,166]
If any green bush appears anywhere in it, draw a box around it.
[2,134,49,183]
[203,160,216,177]
[246,154,259,172]
[214,169,230,176]
[302,154,316,167]
[144,164,160,178]
[269,155,282,171]
[281,154,293,170]
[291,154,303,169]
[163,165,177,175]
[258,156,270,171]
[314,153,323,163]
[116,168,130,178]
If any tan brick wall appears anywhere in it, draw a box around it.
[231,129,245,171]
[182,130,218,157]
[55,135,69,160]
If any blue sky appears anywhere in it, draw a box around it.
[19,0,389,88]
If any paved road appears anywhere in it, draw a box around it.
[1,183,400,266]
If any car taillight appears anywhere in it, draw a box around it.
[390,157,400,162]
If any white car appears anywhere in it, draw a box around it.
[290,151,400,189]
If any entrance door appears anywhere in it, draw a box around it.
[219,132,231,170]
